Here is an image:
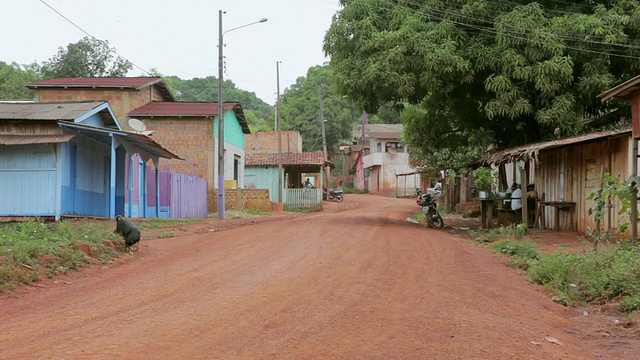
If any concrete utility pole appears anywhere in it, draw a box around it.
[277,61,283,202]
[217,11,267,219]
[318,85,330,189]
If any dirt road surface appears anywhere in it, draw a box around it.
[1,194,639,359]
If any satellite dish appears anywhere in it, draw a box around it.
[128,118,146,133]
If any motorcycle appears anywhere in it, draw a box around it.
[325,188,344,202]
[416,190,444,228]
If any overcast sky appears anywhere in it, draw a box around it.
[2,0,342,104]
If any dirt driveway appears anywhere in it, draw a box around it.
[1,194,639,359]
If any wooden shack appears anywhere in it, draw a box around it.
[482,127,634,233]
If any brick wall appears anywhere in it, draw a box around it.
[244,131,302,153]
[213,188,272,213]
[144,118,212,183]
[33,86,165,131]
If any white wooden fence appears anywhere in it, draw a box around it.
[284,188,322,207]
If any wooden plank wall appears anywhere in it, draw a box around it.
[535,136,631,233]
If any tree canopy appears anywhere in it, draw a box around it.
[280,64,400,157]
[324,0,640,171]
[41,37,133,78]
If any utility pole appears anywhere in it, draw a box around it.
[318,85,329,190]
[277,61,283,202]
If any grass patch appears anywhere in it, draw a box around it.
[284,204,323,213]
[135,218,201,230]
[240,208,271,216]
[0,220,124,292]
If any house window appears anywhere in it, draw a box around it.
[385,142,403,153]
[376,143,382,152]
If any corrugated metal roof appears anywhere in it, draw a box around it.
[128,102,237,116]
[0,101,109,121]
[0,134,75,145]
[245,151,327,166]
[59,121,182,160]
[481,127,632,166]
[26,77,176,102]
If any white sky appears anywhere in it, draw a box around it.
[2,0,342,105]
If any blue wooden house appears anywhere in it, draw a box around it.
[0,101,180,221]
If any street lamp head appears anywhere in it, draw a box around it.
[260,18,268,23]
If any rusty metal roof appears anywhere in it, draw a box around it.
[481,127,632,166]
[0,134,75,145]
[26,77,175,102]
[129,101,251,134]
[59,121,182,160]
[245,151,330,167]
[0,101,113,122]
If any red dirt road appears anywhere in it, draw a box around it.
[1,194,638,359]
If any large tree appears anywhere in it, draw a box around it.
[41,36,132,78]
[324,0,640,171]
[280,65,362,157]
[0,62,40,100]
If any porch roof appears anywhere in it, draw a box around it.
[245,150,334,170]
[59,121,182,164]
[481,127,631,166]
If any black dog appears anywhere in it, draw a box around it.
[114,215,141,251]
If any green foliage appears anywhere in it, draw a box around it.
[527,246,640,310]
[325,0,640,167]
[587,172,637,248]
[0,61,39,100]
[280,65,359,156]
[165,75,275,124]
[41,37,132,78]
[473,167,497,193]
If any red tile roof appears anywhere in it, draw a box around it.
[129,101,251,134]
[128,102,238,117]
[26,77,175,102]
[245,151,327,166]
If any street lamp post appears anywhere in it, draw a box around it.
[217,10,267,219]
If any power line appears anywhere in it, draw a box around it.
[39,0,152,76]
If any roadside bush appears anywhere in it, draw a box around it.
[527,251,575,295]
[491,239,542,270]
[0,220,122,292]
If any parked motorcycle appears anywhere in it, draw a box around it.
[416,191,444,228]
[325,188,344,202]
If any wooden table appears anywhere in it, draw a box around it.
[474,198,500,229]
[535,201,576,231]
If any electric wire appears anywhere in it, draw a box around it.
[39,0,152,76]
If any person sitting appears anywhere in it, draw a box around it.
[510,183,522,210]
[510,183,523,222]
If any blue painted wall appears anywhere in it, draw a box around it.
[245,166,280,202]
[61,136,111,217]
[214,111,245,149]
[0,144,57,216]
